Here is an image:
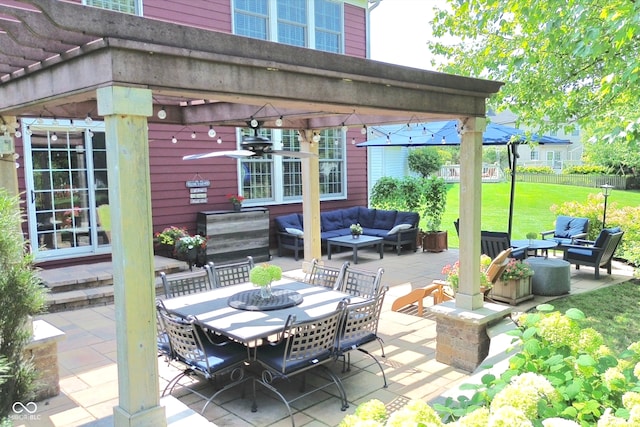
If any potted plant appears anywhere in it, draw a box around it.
[526,231,537,244]
[154,226,188,257]
[227,194,245,212]
[350,223,363,239]
[422,177,448,252]
[250,263,282,299]
[441,254,492,295]
[490,259,535,305]
[175,234,207,269]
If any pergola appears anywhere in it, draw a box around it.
[0,0,503,424]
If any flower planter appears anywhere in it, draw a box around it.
[490,276,534,305]
[422,231,448,253]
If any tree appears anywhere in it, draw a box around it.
[429,0,640,145]
[407,147,443,178]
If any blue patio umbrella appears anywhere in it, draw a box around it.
[357,120,570,237]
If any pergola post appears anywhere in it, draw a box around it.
[0,116,19,197]
[456,117,486,310]
[96,86,167,426]
[300,129,322,268]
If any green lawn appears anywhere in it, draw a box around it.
[440,182,640,248]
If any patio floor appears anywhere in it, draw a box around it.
[14,247,634,426]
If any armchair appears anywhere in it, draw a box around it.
[563,227,624,279]
[540,215,589,247]
[481,231,527,260]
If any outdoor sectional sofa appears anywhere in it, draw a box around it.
[274,206,420,260]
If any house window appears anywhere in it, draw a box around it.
[530,150,539,161]
[234,0,342,52]
[240,129,345,204]
[84,0,141,15]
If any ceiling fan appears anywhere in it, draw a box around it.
[182,120,316,161]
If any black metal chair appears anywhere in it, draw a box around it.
[160,264,215,298]
[563,228,624,279]
[208,256,254,287]
[254,304,349,426]
[335,286,388,387]
[303,258,349,290]
[340,265,384,300]
[480,231,527,260]
[157,300,250,414]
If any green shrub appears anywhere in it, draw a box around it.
[0,190,47,420]
[563,165,610,175]
[518,165,555,174]
[408,147,443,178]
[370,176,428,213]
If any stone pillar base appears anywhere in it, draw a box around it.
[430,301,512,372]
[24,320,66,401]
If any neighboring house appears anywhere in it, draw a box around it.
[490,110,583,171]
[14,0,373,267]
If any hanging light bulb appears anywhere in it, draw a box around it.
[441,136,446,144]
[85,113,93,125]
[406,123,411,130]
[249,117,259,128]
[351,137,356,145]
[360,125,367,135]
[207,126,217,138]
[157,107,167,120]
[70,119,77,131]
[275,116,283,127]
[191,131,197,139]
[312,132,321,143]
[26,126,32,136]
[422,127,427,135]
[36,115,44,124]
[408,136,413,144]
[171,136,177,144]
[51,132,58,141]
[386,134,390,144]
[14,129,21,138]
[341,123,348,133]
[217,137,222,144]
[88,129,94,138]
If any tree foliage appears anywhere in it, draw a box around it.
[407,147,443,178]
[429,0,640,148]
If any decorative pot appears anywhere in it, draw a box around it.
[351,233,360,239]
[422,231,448,253]
[490,276,534,305]
[232,202,242,212]
[259,282,273,299]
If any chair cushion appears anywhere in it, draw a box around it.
[374,209,397,230]
[566,247,595,262]
[321,210,345,232]
[363,228,389,238]
[192,338,247,374]
[394,211,419,227]
[336,332,376,353]
[275,213,303,232]
[357,207,377,228]
[258,341,331,374]
[567,217,589,236]
[554,216,573,238]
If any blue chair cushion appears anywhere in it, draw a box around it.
[191,339,247,374]
[373,209,397,230]
[336,332,376,353]
[594,227,621,248]
[554,216,573,238]
[321,210,345,232]
[566,247,595,262]
[275,213,303,232]
[567,217,589,236]
[258,341,331,375]
[394,211,419,227]
[357,207,377,228]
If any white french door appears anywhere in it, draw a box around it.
[23,119,109,260]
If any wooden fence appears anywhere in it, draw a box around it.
[516,173,632,189]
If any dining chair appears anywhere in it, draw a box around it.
[335,286,388,388]
[303,258,349,290]
[160,264,215,298]
[340,265,384,300]
[155,299,173,361]
[157,300,250,414]
[209,256,254,288]
[253,303,349,426]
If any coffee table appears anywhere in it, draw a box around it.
[326,235,384,264]
[511,239,558,258]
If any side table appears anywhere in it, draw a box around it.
[527,257,571,296]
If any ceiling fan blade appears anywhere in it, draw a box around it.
[272,150,318,158]
[183,150,255,160]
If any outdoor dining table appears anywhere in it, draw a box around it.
[511,239,558,258]
[161,279,356,346]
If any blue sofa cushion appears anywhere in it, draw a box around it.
[321,210,345,232]
[341,206,360,227]
[275,213,303,232]
[357,207,376,228]
[554,215,573,238]
[373,209,397,230]
[394,211,419,227]
[363,228,390,238]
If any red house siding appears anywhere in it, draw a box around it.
[344,3,367,58]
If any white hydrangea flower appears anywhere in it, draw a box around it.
[541,418,582,427]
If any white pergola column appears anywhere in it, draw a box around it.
[299,129,322,266]
[97,86,167,426]
[0,115,19,197]
[456,117,486,310]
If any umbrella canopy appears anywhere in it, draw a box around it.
[358,120,570,147]
[358,120,571,237]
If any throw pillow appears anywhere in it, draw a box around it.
[387,223,412,235]
[285,227,304,237]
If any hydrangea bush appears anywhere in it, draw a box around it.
[341,305,640,426]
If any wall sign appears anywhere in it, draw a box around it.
[187,175,210,204]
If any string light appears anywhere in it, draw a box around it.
[351,137,356,145]
[157,107,167,120]
[171,136,177,144]
[217,137,222,144]
[341,123,348,133]
[207,126,217,138]
[275,116,283,127]
[26,126,32,136]
[51,132,58,141]
[85,113,93,125]
[360,125,367,135]
[191,131,197,139]
[312,132,321,143]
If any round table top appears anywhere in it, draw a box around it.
[228,288,303,311]
[512,239,558,250]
